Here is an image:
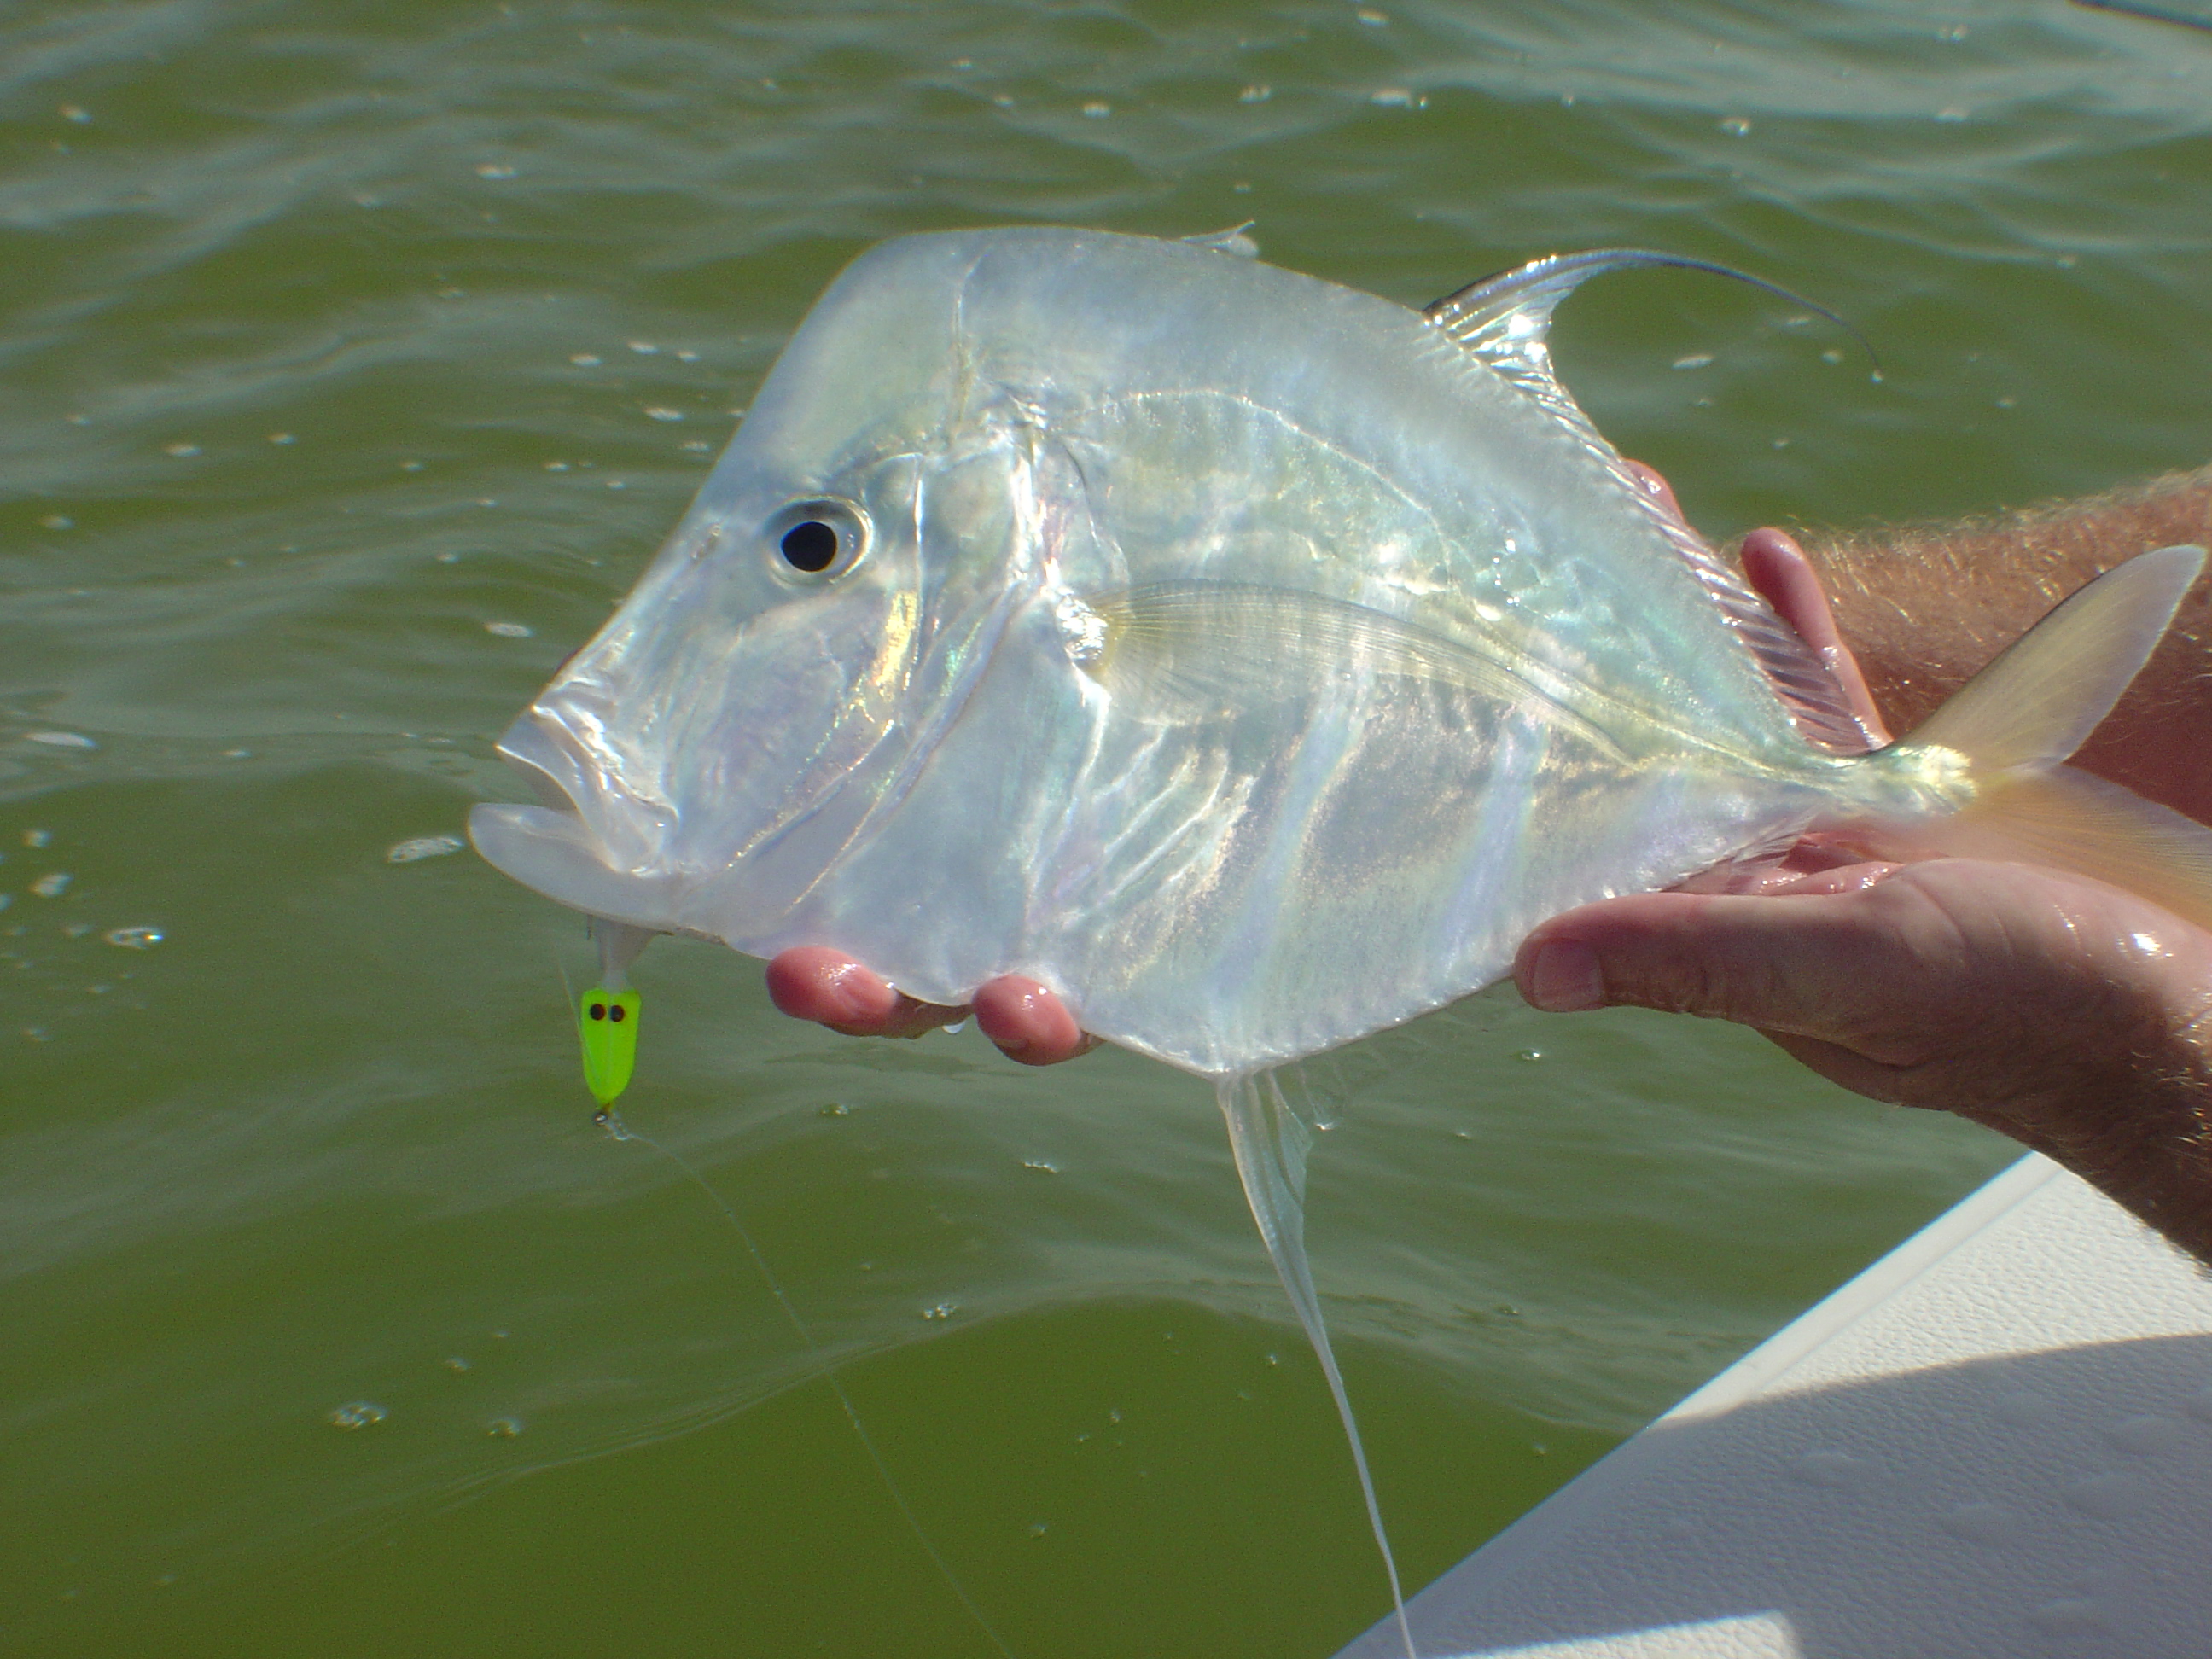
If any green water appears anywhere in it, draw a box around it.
[5,2,2209,1653]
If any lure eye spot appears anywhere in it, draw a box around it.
[609,1004,626,1022]
[589,1002,606,1020]
[780,520,839,573]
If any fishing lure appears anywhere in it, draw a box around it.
[578,985,639,1106]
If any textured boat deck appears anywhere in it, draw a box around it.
[1336,1153,2212,1658]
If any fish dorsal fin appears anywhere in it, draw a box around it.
[1423,250,1880,754]
[1423,248,1867,398]
[1181,221,1260,259]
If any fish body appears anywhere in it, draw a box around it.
[469,228,2195,1077]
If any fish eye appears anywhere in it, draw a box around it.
[781,521,837,572]
[767,499,869,582]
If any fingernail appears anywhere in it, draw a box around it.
[1526,940,1604,1011]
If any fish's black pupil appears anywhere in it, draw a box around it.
[780,520,839,573]
[589,1003,606,1021]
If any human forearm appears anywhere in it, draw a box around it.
[1796,466,2212,821]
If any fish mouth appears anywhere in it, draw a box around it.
[467,711,685,933]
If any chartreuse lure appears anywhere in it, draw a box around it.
[575,917,656,1109]
[578,985,640,1107]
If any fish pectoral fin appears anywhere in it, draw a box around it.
[1080,579,1627,756]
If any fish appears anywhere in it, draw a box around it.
[470,226,2212,1655]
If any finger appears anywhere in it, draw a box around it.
[1621,459,1685,521]
[971,975,1098,1066]
[1738,527,1892,744]
[764,946,969,1039]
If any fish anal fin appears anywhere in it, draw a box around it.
[1218,1072,1413,1659]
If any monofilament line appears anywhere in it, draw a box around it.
[597,1106,1018,1659]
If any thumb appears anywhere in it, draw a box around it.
[1514,888,1912,1045]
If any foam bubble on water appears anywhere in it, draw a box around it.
[475,162,517,178]
[164,442,200,457]
[387,835,464,864]
[1672,352,1714,370]
[444,1356,471,1373]
[26,731,96,748]
[1720,115,1751,135]
[485,1417,522,1437]
[40,515,73,530]
[1239,84,1272,102]
[643,406,684,422]
[921,1301,959,1320]
[60,104,91,124]
[24,830,51,848]
[569,352,601,366]
[269,432,295,445]
[626,340,657,354]
[1081,100,1111,117]
[103,927,163,950]
[327,1401,387,1429]
[31,874,71,898]
[1021,1158,1060,1173]
[485,620,533,637]
[1370,88,1420,108]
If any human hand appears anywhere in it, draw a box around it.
[1530,472,2212,1258]
[1514,853,2212,1256]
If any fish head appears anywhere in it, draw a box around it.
[470,233,1051,942]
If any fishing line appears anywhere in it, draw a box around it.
[555,954,1016,1659]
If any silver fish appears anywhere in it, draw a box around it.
[472,228,2209,1654]
[472,226,2203,1076]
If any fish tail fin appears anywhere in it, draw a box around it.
[1907,544,2203,772]
[1878,543,2212,928]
